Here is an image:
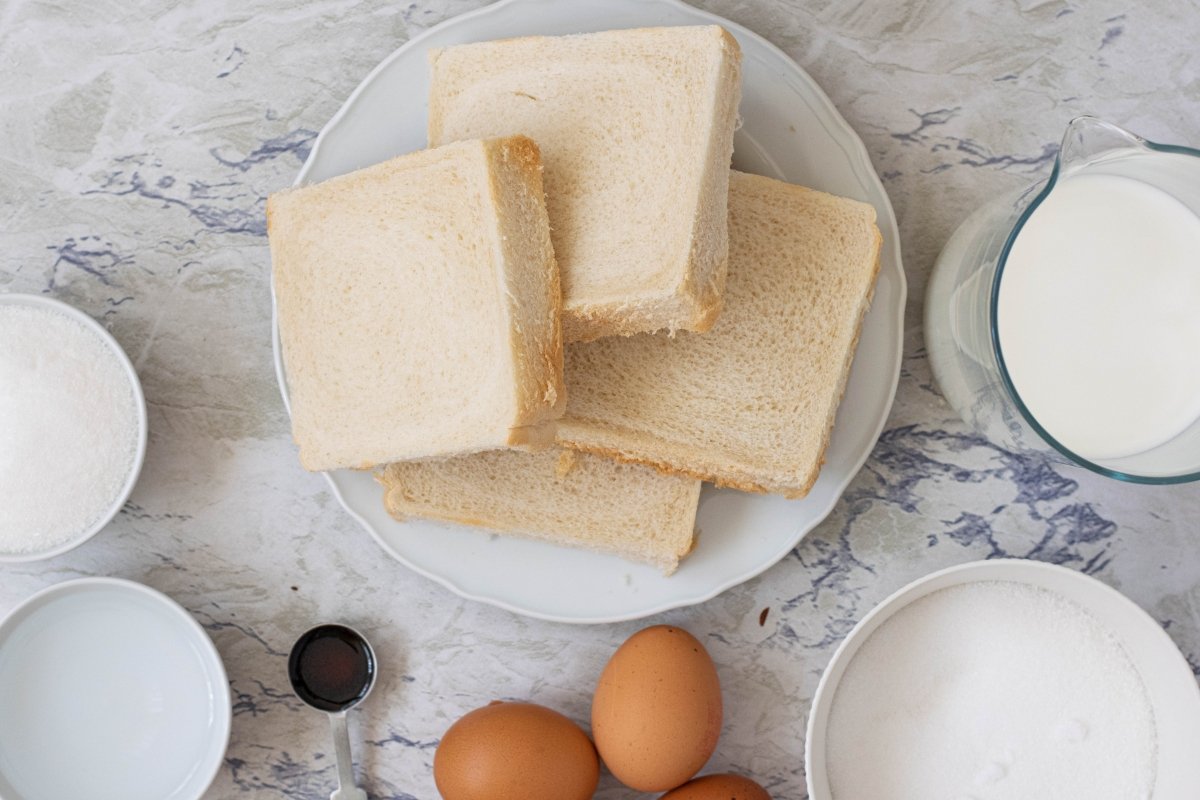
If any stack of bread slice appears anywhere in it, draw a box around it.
[268,26,881,575]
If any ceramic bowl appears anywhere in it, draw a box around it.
[806,559,1200,799]
[0,578,231,799]
[0,293,147,562]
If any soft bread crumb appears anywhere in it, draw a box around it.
[428,25,742,341]
[558,171,882,497]
[268,137,562,471]
[380,449,700,574]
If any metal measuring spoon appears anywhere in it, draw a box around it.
[288,624,377,800]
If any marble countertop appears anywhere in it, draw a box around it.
[2,0,1198,797]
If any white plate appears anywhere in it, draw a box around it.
[0,293,148,563]
[805,560,1200,800]
[0,578,230,800]
[271,0,907,623]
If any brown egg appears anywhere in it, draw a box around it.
[592,625,722,791]
[433,701,598,800]
[659,773,773,799]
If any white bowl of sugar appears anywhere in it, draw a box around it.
[0,293,147,562]
[806,559,1200,800]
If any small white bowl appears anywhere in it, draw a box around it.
[0,293,148,562]
[0,578,231,800]
[805,559,1200,799]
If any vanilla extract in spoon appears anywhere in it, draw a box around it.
[290,625,375,712]
[288,624,377,800]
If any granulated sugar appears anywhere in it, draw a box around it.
[0,304,139,554]
[826,580,1156,800]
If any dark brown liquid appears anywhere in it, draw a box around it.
[288,625,374,713]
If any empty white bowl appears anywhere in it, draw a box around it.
[805,559,1200,800]
[0,578,231,800]
[0,293,147,562]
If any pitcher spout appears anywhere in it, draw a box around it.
[1058,116,1147,174]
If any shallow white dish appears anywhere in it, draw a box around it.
[0,293,148,563]
[805,559,1200,799]
[271,0,907,623]
[0,578,230,800]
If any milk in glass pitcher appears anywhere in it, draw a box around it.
[925,117,1200,483]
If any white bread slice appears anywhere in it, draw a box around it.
[558,171,883,498]
[428,25,742,342]
[379,448,701,574]
[268,136,563,472]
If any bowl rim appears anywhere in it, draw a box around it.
[0,576,232,799]
[804,558,1200,799]
[0,292,148,563]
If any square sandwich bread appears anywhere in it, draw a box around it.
[268,136,563,471]
[379,448,701,574]
[428,25,743,342]
[373,171,880,572]
[557,170,883,498]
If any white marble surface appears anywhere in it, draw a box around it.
[2,1,1199,798]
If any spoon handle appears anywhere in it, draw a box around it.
[329,712,367,800]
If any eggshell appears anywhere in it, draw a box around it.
[592,625,723,791]
[433,701,599,800]
[659,773,772,799]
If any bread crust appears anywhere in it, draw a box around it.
[506,420,557,450]
[562,271,729,343]
[480,135,565,439]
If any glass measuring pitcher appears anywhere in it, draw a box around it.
[925,117,1200,483]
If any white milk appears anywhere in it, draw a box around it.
[996,172,1200,460]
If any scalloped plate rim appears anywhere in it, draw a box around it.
[269,0,907,624]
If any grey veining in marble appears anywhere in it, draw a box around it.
[2,1,1199,798]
